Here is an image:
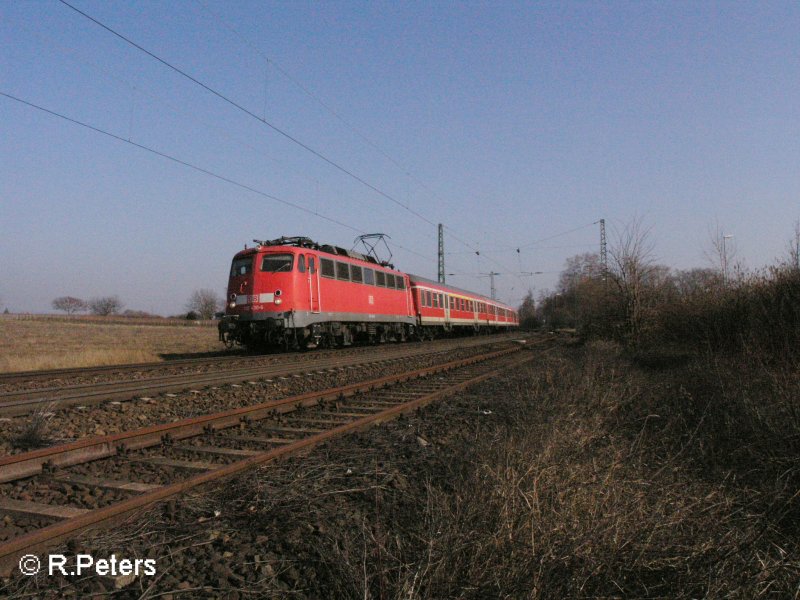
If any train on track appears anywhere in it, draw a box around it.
[219,236,518,350]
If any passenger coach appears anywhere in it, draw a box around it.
[408,275,518,337]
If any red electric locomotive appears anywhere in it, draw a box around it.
[219,236,517,350]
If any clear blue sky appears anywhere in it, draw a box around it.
[1,1,798,314]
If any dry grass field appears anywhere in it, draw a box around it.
[0,315,221,372]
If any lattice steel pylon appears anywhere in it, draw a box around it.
[438,223,445,283]
[599,218,608,288]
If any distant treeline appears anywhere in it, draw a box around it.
[0,313,216,328]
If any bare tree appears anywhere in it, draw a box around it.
[517,290,537,329]
[51,296,88,315]
[608,218,656,343]
[706,223,737,285]
[186,289,222,320]
[89,296,123,316]
[558,253,603,292]
[672,268,722,297]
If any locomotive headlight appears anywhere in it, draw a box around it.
[229,302,236,308]
[274,298,283,305]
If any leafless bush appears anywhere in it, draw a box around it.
[51,296,87,315]
[89,295,124,316]
[186,288,222,320]
[11,402,56,449]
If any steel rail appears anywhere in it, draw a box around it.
[0,336,523,417]
[0,347,518,481]
[0,346,534,576]
[0,334,519,385]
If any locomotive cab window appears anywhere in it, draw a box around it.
[336,261,350,281]
[260,254,293,273]
[298,254,306,273]
[320,258,335,278]
[230,257,252,277]
[308,256,316,274]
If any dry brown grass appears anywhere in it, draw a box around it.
[0,316,222,372]
[3,340,797,598]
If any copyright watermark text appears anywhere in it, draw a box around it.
[18,553,156,577]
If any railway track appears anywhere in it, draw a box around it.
[0,334,518,387]
[0,335,521,417]
[0,343,537,577]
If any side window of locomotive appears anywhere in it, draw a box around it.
[351,265,363,284]
[376,271,386,287]
[298,254,306,273]
[396,277,405,290]
[308,256,316,274]
[230,257,252,277]
[336,261,350,281]
[320,258,335,278]
[386,274,395,289]
[364,268,375,285]
[261,254,293,273]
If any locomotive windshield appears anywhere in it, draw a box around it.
[230,257,253,277]
[260,253,294,273]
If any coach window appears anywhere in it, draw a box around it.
[364,268,375,285]
[439,294,444,308]
[376,271,386,287]
[432,293,438,308]
[426,290,432,307]
[298,254,306,273]
[336,261,350,281]
[351,265,363,283]
[230,257,252,277]
[261,254,293,273]
[320,258,335,278]
[308,256,316,274]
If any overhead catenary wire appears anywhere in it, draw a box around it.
[192,0,507,262]
[0,91,431,262]
[57,0,518,276]
[11,17,359,211]
[58,0,437,228]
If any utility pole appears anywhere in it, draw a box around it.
[722,234,734,286]
[599,218,607,288]
[438,223,445,283]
